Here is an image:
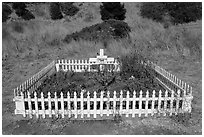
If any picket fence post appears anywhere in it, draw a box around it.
[151,90,155,116]
[54,92,58,118]
[139,90,142,117]
[100,91,104,117]
[145,90,149,117]
[67,92,71,118]
[87,91,90,118]
[94,91,97,118]
[81,91,84,118]
[132,90,136,117]
[48,92,52,118]
[61,92,65,118]
[126,91,129,117]
[74,91,77,118]
[120,90,123,115]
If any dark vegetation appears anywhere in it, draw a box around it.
[100,2,126,21]
[33,53,163,98]
[140,2,202,25]
[50,2,63,20]
[2,3,12,22]
[60,2,79,16]
[64,19,131,43]
[12,2,35,20]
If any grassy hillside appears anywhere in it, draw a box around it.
[2,2,202,135]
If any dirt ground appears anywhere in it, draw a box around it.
[2,50,202,135]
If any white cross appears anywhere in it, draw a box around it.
[97,49,107,59]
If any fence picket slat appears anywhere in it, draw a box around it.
[87,91,90,118]
[145,90,149,117]
[54,92,58,118]
[170,90,174,116]
[100,91,103,117]
[120,90,123,116]
[48,92,52,117]
[139,90,142,117]
[107,91,110,117]
[151,90,155,116]
[126,91,130,117]
[163,90,168,116]
[34,92,39,118]
[94,91,97,118]
[175,90,181,115]
[81,91,84,118]
[61,92,65,118]
[74,91,77,118]
[158,90,162,116]
[67,92,71,118]
[41,92,45,118]
[132,90,136,117]
[113,91,117,117]
[27,92,32,118]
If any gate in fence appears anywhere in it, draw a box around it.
[13,49,193,119]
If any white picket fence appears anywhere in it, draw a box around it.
[13,49,193,119]
[55,59,120,72]
[14,89,191,119]
[13,61,56,97]
[55,49,120,72]
[148,61,193,96]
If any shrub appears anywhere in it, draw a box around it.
[50,2,63,20]
[22,9,35,20]
[64,19,131,43]
[12,2,26,10]
[100,2,126,21]
[12,2,35,20]
[120,52,159,90]
[164,2,202,24]
[2,3,12,22]
[140,2,202,24]
[140,2,166,22]
[60,2,79,16]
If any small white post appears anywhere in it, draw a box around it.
[81,91,84,118]
[54,92,58,118]
[74,91,77,118]
[48,92,52,118]
[145,90,149,117]
[20,92,26,117]
[151,90,155,116]
[126,91,130,117]
[158,90,162,116]
[132,90,136,117]
[100,91,104,117]
[170,90,174,116]
[41,92,45,118]
[87,91,90,118]
[56,60,60,72]
[93,91,97,118]
[34,92,39,118]
[120,90,123,116]
[61,92,65,118]
[67,92,71,118]
[27,92,32,118]
[163,90,168,116]
[113,91,117,117]
[139,90,143,117]
[107,91,110,117]
[175,90,181,115]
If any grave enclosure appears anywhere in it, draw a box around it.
[13,49,193,119]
